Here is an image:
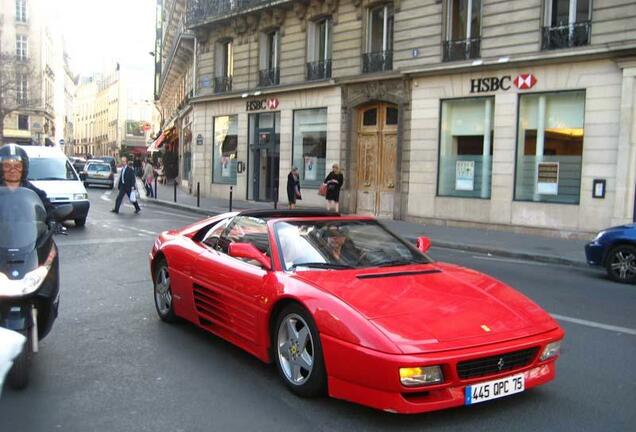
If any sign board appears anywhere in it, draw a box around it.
[246,97,280,112]
[59,139,65,146]
[196,134,204,146]
[470,74,537,94]
[455,160,475,191]
[304,156,317,181]
[537,162,559,195]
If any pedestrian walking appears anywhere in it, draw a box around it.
[323,163,344,212]
[287,167,301,209]
[142,158,155,198]
[111,156,141,214]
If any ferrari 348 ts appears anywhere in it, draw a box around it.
[149,209,564,414]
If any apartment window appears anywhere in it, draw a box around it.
[16,0,27,22]
[542,0,592,49]
[293,109,328,187]
[213,115,238,184]
[306,18,332,81]
[214,39,233,93]
[18,114,29,130]
[443,0,481,61]
[16,74,28,104]
[514,91,585,204]
[363,4,393,73]
[259,30,280,86]
[16,35,28,60]
[438,98,494,198]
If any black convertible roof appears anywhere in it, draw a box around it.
[237,208,340,219]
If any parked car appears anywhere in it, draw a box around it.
[83,161,114,189]
[24,146,90,227]
[94,156,116,173]
[585,223,636,284]
[149,209,564,414]
[69,156,86,173]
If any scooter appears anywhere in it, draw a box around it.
[0,186,72,390]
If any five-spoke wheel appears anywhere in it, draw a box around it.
[606,245,636,284]
[154,260,176,322]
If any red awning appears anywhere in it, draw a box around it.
[147,132,165,153]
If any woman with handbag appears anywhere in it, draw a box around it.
[323,163,344,212]
[287,167,301,209]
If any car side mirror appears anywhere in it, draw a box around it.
[52,204,73,222]
[79,172,87,181]
[416,236,432,253]
[228,242,272,271]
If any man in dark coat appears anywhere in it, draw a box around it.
[111,156,141,214]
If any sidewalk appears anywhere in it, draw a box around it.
[138,179,589,267]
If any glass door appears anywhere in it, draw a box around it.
[249,112,280,201]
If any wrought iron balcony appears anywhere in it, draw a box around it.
[187,0,292,28]
[306,60,332,81]
[258,68,280,87]
[362,50,393,74]
[442,37,481,62]
[541,21,591,50]
[214,76,233,93]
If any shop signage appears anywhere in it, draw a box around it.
[537,162,559,195]
[470,74,537,93]
[246,97,280,111]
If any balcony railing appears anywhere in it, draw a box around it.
[541,21,591,50]
[442,37,481,62]
[187,0,292,28]
[214,75,233,93]
[306,60,332,81]
[258,68,280,87]
[362,50,393,74]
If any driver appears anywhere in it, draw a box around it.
[324,225,360,266]
[0,143,54,219]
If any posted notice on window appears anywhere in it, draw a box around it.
[455,160,475,191]
[304,156,317,181]
[537,162,559,195]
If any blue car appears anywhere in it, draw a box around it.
[585,223,636,284]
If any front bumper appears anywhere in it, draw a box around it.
[585,241,604,266]
[85,176,114,187]
[322,327,564,414]
[52,200,90,221]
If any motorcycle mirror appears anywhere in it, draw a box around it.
[52,204,73,222]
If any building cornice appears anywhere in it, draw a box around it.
[189,79,337,104]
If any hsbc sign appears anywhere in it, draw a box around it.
[470,74,537,94]
[246,97,280,111]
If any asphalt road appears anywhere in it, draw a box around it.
[1,188,635,432]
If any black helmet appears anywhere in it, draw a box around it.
[0,143,29,184]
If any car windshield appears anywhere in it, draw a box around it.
[28,157,78,181]
[87,163,110,173]
[274,219,430,271]
[0,187,48,253]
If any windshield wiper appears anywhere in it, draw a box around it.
[376,259,422,268]
[289,262,354,270]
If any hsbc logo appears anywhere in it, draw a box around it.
[246,97,280,111]
[470,74,538,93]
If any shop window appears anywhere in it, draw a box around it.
[438,97,494,199]
[542,0,592,50]
[293,108,327,188]
[213,115,238,184]
[363,3,393,73]
[443,0,481,61]
[514,91,585,204]
[306,18,332,80]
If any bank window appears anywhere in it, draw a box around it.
[438,97,494,199]
[293,108,327,188]
[542,0,592,49]
[514,91,585,204]
[363,3,393,73]
[444,0,482,61]
[213,115,238,184]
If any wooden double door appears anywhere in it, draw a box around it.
[356,103,398,217]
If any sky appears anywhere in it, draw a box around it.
[57,0,156,98]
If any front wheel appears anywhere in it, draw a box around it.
[606,245,636,284]
[75,217,86,227]
[154,260,177,322]
[7,329,32,390]
[273,304,327,397]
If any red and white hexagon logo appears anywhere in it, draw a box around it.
[267,98,279,110]
[514,74,537,90]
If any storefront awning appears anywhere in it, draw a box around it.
[147,131,166,153]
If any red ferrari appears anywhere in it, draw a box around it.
[149,209,564,414]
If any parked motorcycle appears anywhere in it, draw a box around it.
[0,186,71,390]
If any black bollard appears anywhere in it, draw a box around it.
[173,180,177,203]
[197,182,200,208]
[273,186,278,209]
[229,186,233,212]
[154,177,158,200]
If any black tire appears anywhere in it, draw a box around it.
[273,303,327,398]
[75,217,87,227]
[84,182,89,188]
[605,245,636,284]
[154,259,177,322]
[7,329,32,390]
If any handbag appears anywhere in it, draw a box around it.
[129,189,138,203]
[318,183,327,196]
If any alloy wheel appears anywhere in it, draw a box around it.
[155,266,173,316]
[277,313,314,385]
[609,248,636,282]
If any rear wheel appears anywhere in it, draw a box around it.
[75,217,86,227]
[7,329,32,390]
[273,304,326,397]
[154,260,177,322]
[606,245,636,284]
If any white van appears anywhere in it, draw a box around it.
[23,146,90,226]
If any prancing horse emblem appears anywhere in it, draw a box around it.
[497,357,505,371]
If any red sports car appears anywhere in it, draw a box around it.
[149,209,564,414]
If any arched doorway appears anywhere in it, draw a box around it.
[355,102,398,217]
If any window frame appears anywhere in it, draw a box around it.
[307,17,332,63]
[16,34,28,60]
[366,3,394,54]
[16,73,28,104]
[543,0,593,27]
[292,107,329,189]
[212,114,239,185]
[445,0,482,42]
[17,114,29,131]
[16,0,27,23]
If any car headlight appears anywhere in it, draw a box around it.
[0,246,56,297]
[73,193,88,200]
[593,231,606,242]
[399,366,444,387]
[540,341,562,361]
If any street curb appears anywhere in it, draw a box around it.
[142,196,589,269]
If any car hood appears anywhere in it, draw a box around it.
[293,263,558,354]
[30,180,87,199]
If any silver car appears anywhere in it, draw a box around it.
[83,161,114,189]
